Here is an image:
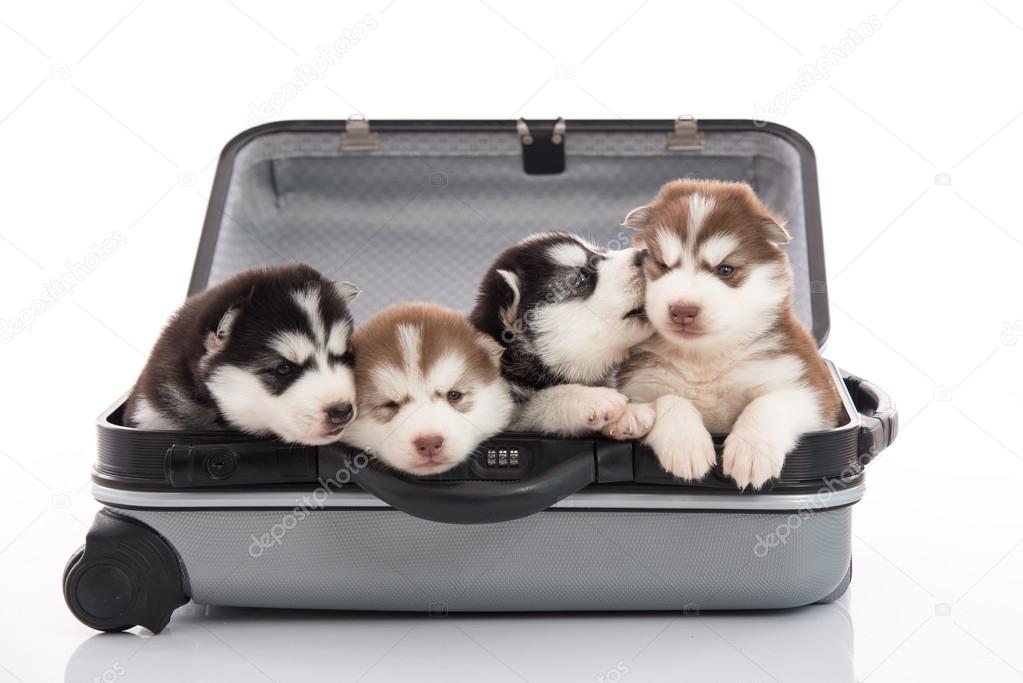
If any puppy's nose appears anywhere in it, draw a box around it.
[633,249,648,267]
[414,434,445,459]
[669,303,700,326]
[325,402,354,426]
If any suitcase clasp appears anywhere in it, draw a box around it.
[341,115,380,152]
[666,115,704,151]
[517,117,566,174]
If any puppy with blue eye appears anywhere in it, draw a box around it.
[471,232,655,438]
[615,180,842,489]
[125,263,361,445]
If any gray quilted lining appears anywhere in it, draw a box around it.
[208,128,814,330]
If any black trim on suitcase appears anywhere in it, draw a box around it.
[93,372,893,507]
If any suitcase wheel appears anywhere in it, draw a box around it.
[63,509,188,633]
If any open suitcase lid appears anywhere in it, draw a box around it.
[94,119,899,524]
[191,118,830,345]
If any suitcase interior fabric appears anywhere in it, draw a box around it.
[197,120,828,344]
[64,120,897,632]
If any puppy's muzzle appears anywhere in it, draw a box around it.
[669,303,700,327]
[414,434,445,460]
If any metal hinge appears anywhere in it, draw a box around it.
[666,115,704,151]
[341,115,379,152]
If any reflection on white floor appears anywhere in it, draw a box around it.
[65,600,853,683]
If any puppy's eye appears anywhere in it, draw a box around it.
[573,269,591,287]
[275,361,296,376]
[716,264,735,278]
[380,400,400,410]
[652,258,668,270]
[446,390,463,403]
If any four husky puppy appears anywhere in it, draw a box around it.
[126,179,837,487]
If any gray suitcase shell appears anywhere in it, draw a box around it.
[64,119,897,633]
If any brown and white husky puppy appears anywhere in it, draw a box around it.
[343,303,515,476]
[614,179,842,489]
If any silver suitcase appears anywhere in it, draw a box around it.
[64,118,897,632]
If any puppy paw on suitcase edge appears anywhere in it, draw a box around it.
[646,421,717,482]
[602,402,656,440]
[569,386,629,432]
[722,430,786,490]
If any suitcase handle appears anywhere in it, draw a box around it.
[331,444,596,524]
[844,371,898,462]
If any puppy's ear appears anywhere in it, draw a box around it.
[476,333,505,365]
[495,269,522,330]
[622,205,651,231]
[206,304,242,353]
[333,281,361,305]
[761,217,791,245]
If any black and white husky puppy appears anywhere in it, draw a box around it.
[470,232,654,438]
[124,263,361,445]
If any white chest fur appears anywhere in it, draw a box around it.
[620,337,813,433]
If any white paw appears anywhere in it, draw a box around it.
[722,430,786,490]
[572,387,628,432]
[646,423,717,481]
[602,402,656,440]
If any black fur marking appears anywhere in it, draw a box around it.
[329,350,355,367]
[255,355,312,397]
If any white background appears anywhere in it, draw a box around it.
[1,1,1021,681]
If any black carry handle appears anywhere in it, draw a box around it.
[331,444,596,525]
[845,371,898,462]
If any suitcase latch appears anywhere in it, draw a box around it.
[666,115,704,151]
[858,416,886,464]
[341,115,380,152]
[165,441,319,487]
[518,117,566,174]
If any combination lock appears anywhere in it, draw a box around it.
[485,448,520,468]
